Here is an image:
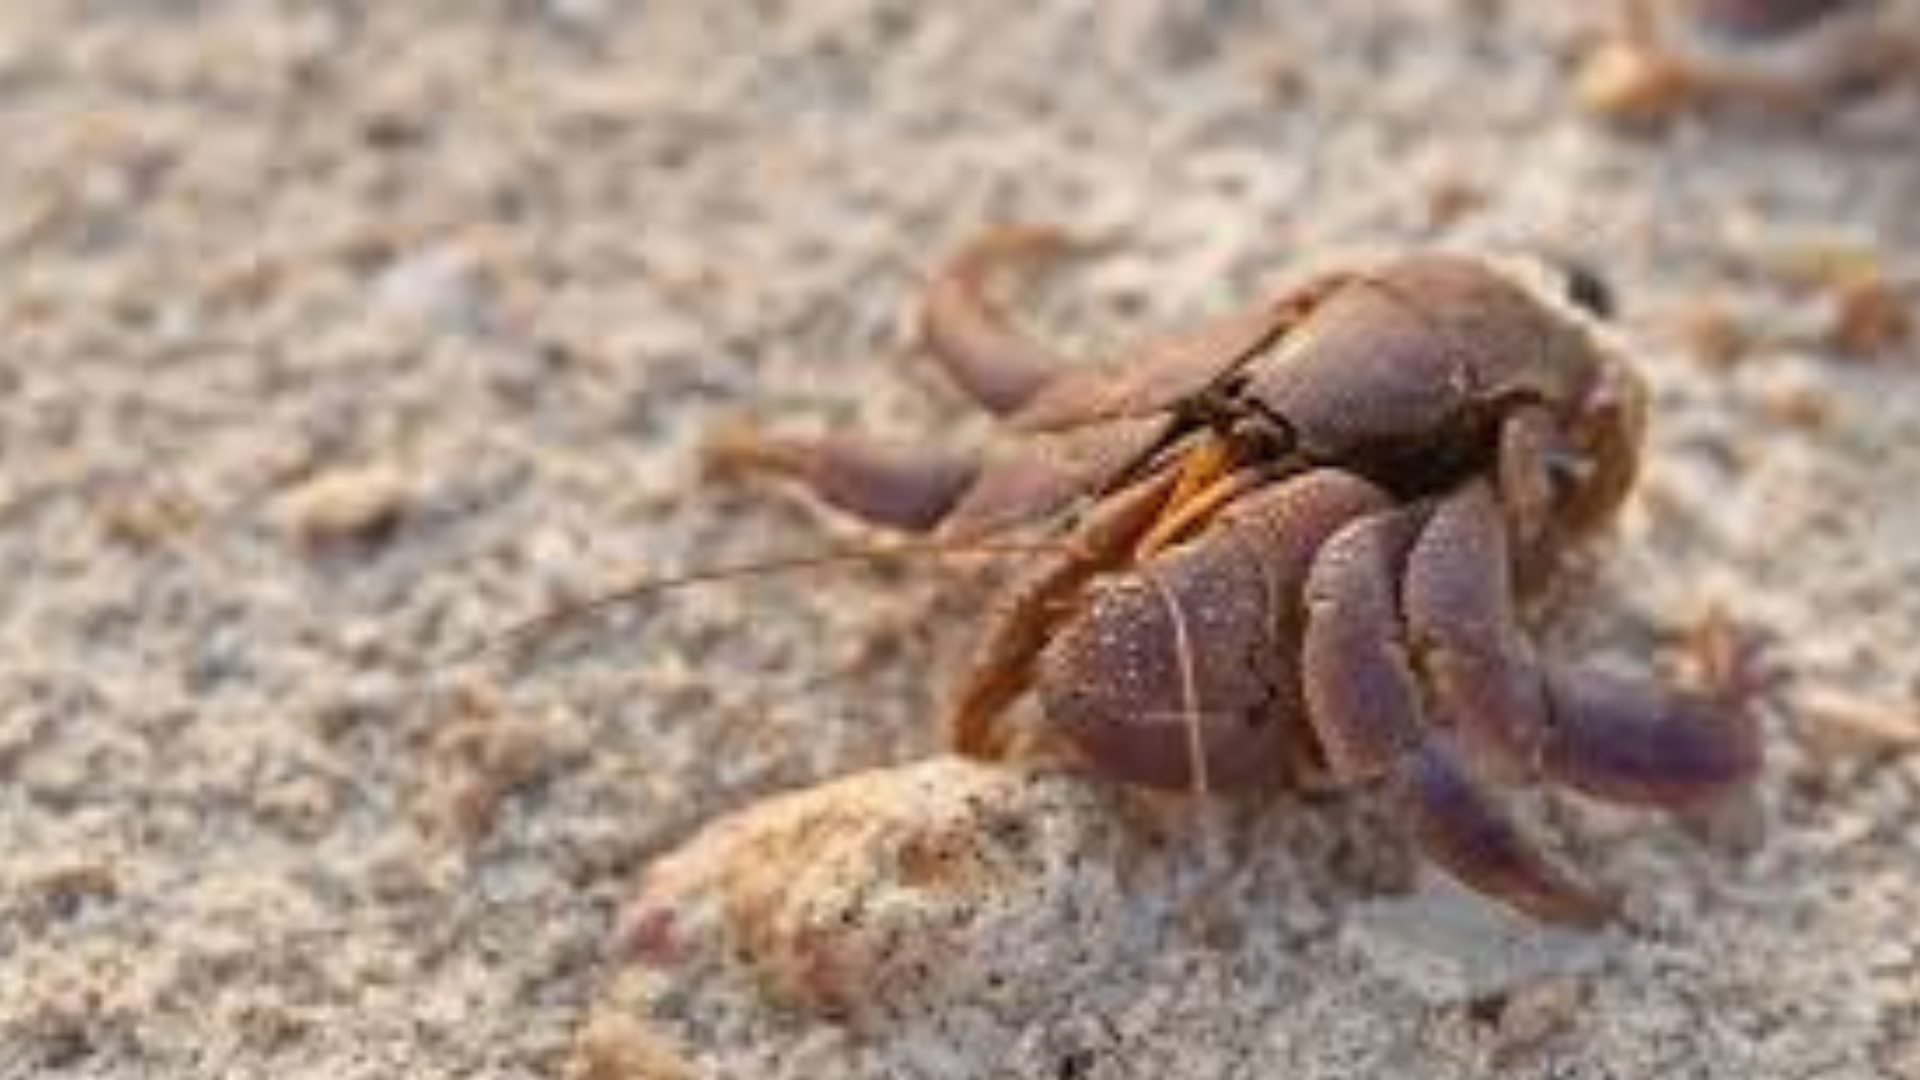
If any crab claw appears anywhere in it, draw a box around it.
[1541,666,1762,812]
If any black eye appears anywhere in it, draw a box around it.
[1558,259,1616,320]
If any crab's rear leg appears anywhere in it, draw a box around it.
[927,225,1350,435]
[1010,275,1349,434]
[706,412,1178,542]
[921,225,1085,417]
[704,428,982,534]
[1302,508,1617,925]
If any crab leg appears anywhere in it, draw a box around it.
[925,226,1353,440]
[705,415,1177,541]
[1302,507,1615,925]
[921,225,1083,416]
[946,467,1180,758]
[1403,482,1761,810]
[1393,736,1618,926]
[704,428,980,534]
[1541,666,1761,811]
[1010,277,1346,434]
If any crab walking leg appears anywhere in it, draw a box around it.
[1393,736,1618,926]
[704,428,980,534]
[1403,480,1553,781]
[1540,665,1762,811]
[946,467,1180,758]
[1400,478,1762,809]
[920,225,1305,431]
[921,225,1083,417]
[925,224,1348,435]
[1010,272,1354,434]
[1302,508,1615,925]
[936,416,1177,542]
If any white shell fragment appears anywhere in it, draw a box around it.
[618,757,1140,1026]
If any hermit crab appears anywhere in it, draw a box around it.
[699,228,1762,926]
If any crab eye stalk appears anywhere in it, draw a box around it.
[1557,259,1617,320]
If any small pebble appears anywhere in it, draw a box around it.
[571,1014,706,1080]
[99,487,199,548]
[1575,40,1695,124]
[371,246,485,334]
[1823,273,1913,356]
[1753,361,1834,430]
[423,690,585,844]
[272,464,413,552]
[1673,297,1752,369]
[1488,975,1587,1063]
[1797,687,1920,759]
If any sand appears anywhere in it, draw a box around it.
[2,2,1918,1077]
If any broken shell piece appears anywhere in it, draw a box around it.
[619,757,1138,1025]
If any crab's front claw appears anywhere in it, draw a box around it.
[1541,665,1762,812]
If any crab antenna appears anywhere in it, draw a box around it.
[454,536,1070,665]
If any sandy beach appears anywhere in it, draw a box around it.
[2,2,1918,1077]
